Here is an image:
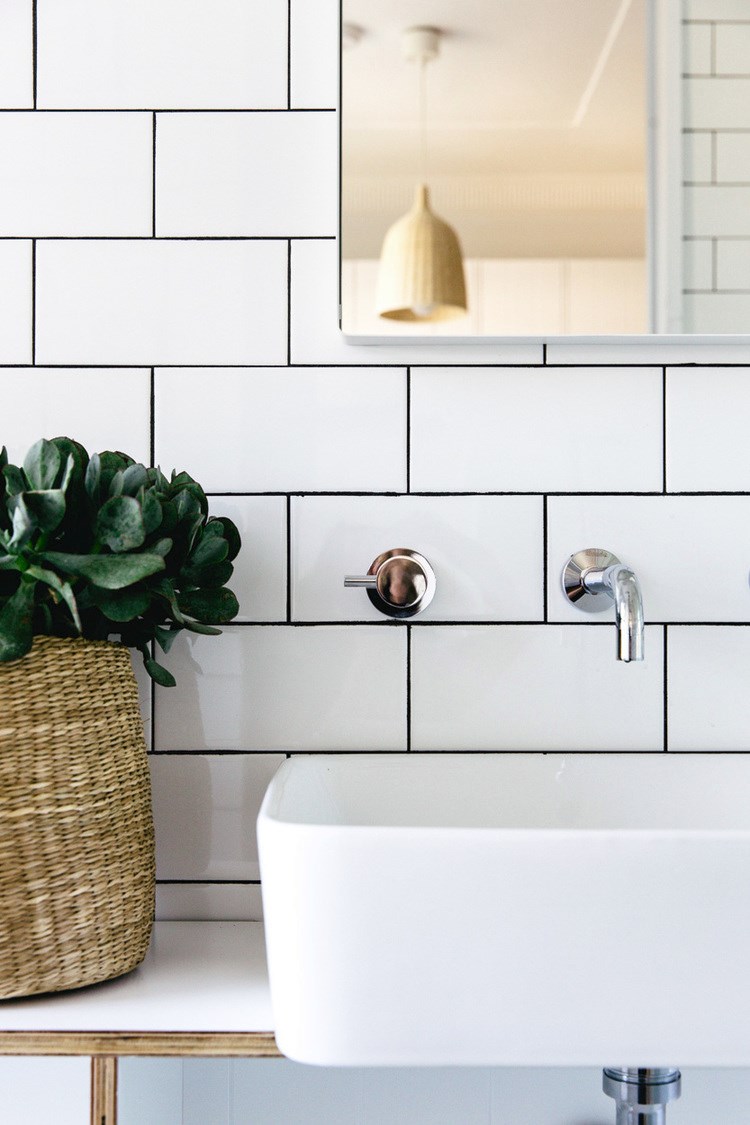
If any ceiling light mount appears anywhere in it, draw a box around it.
[401,26,442,66]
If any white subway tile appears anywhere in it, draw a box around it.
[684,185,750,236]
[156,882,263,921]
[717,132,750,182]
[35,240,287,365]
[667,366,750,490]
[683,23,713,75]
[156,113,337,237]
[411,626,664,751]
[410,367,663,493]
[683,238,713,289]
[669,626,750,749]
[715,23,750,75]
[0,241,31,363]
[290,240,544,366]
[683,132,713,182]
[0,367,150,465]
[547,495,750,621]
[0,1,33,108]
[202,497,287,623]
[716,238,750,288]
[290,0,338,108]
[153,627,407,751]
[683,291,750,331]
[0,113,152,236]
[150,754,284,880]
[37,0,287,109]
[683,77,750,129]
[291,495,543,622]
[155,367,406,492]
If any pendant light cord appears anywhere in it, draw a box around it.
[418,54,428,185]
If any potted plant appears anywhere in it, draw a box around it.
[0,436,240,997]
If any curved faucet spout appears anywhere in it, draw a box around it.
[583,564,644,663]
[562,548,645,663]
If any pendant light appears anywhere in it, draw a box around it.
[376,26,467,323]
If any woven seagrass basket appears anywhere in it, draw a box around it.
[0,635,155,998]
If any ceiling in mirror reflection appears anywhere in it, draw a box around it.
[341,0,649,335]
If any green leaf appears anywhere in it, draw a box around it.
[140,488,163,535]
[0,580,35,661]
[0,554,19,571]
[89,584,150,622]
[182,560,233,589]
[177,587,239,624]
[209,516,241,561]
[49,437,88,490]
[23,439,61,491]
[41,551,165,590]
[149,537,173,557]
[84,452,101,502]
[20,489,66,533]
[25,564,81,631]
[188,535,228,569]
[183,619,222,636]
[144,657,176,687]
[154,624,182,654]
[8,499,34,549]
[3,463,25,498]
[98,451,133,495]
[95,495,145,552]
[121,463,148,496]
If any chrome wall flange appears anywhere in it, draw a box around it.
[603,1067,681,1125]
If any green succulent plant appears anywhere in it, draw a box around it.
[0,437,241,686]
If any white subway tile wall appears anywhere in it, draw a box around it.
[0,0,747,934]
[682,5,750,329]
[5,0,750,1119]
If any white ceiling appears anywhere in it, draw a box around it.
[341,0,647,257]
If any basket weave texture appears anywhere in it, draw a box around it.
[0,635,155,998]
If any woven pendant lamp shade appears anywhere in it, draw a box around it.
[376,184,467,322]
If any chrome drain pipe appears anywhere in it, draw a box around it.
[603,1068,682,1125]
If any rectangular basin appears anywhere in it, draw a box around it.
[258,753,750,1066]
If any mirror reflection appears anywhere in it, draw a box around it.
[341,0,648,336]
[341,0,750,338]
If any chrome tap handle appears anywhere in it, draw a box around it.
[344,575,379,588]
[344,548,436,619]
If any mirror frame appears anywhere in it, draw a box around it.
[338,0,748,346]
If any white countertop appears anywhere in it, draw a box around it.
[0,922,274,1036]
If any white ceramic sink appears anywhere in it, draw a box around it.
[258,753,750,1067]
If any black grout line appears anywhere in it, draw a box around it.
[0,235,335,242]
[202,619,750,628]
[662,367,667,493]
[542,343,547,364]
[30,240,36,365]
[542,496,548,622]
[663,624,669,752]
[152,113,157,236]
[406,624,412,752]
[287,0,292,110]
[31,1,37,109]
[149,367,155,467]
[152,747,750,757]
[286,496,292,622]
[0,106,337,114]
[406,367,411,493]
[157,879,261,886]
[286,240,292,366]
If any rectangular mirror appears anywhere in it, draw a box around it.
[340,0,742,340]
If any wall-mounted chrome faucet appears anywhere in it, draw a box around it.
[562,548,644,662]
[345,548,436,618]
